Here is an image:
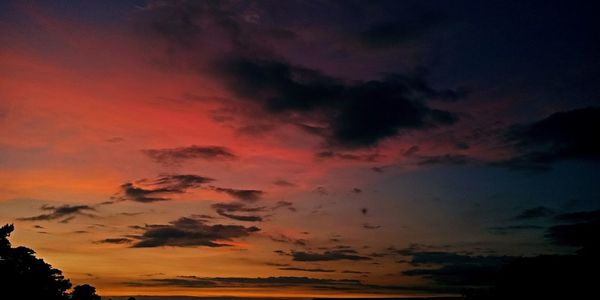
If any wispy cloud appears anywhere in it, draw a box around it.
[143,145,237,165]
[17,204,96,222]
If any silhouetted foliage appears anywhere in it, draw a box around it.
[0,224,102,300]
[462,245,599,299]
[0,224,72,299]
[71,284,101,300]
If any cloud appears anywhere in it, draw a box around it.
[210,186,264,202]
[95,238,133,244]
[130,217,260,247]
[272,201,296,212]
[278,267,335,273]
[211,202,265,222]
[513,206,554,220]
[142,145,236,165]
[124,275,418,293]
[400,247,513,286]
[342,270,370,275]
[416,154,468,166]
[126,275,361,289]
[314,186,329,196]
[362,224,381,230]
[135,1,463,149]
[272,179,296,187]
[315,151,380,162]
[487,225,544,235]
[17,205,96,222]
[372,166,385,173]
[114,174,213,203]
[291,249,371,262]
[553,209,600,223]
[268,234,307,247]
[545,209,600,249]
[215,58,459,148]
[359,10,445,49]
[494,107,600,170]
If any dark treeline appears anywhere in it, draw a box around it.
[461,244,598,299]
[0,224,104,300]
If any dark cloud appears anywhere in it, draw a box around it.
[292,249,371,262]
[272,201,296,212]
[124,275,419,293]
[211,202,265,222]
[513,206,554,220]
[210,186,264,202]
[487,225,544,235]
[342,270,370,275]
[127,277,215,288]
[153,174,215,189]
[216,58,459,148]
[545,209,600,249]
[494,107,600,170]
[362,224,381,230]
[278,267,335,273]
[141,0,600,161]
[142,145,236,165]
[190,214,216,220]
[115,182,171,203]
[95,238,133,244]
[268,234,306,247]
[114,174,213,203]
[371,166,385,173]
[130,217,260,248]
[272,179,296,187]
[137,2,462,148]
[352,188,362,194]
[416,154,468,166]
[403,145,420,157]
[17,205,96,222]
[119,212,144,217]
[314,186,329,196]
[315,151,380,162]
[58,216,76,224]
[400,247,513,286]
[553,209,600,223]
[359,9,445,49]
[265,262,289,267]
[125,275,361,289]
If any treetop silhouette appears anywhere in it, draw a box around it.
[0,224,103,300]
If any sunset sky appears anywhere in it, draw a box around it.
[1,0,599,298]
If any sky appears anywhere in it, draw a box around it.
[1,0,599,297]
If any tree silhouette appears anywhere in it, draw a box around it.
[0,224,102,300]
[71,284,101,300]
[0,224,72,300]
